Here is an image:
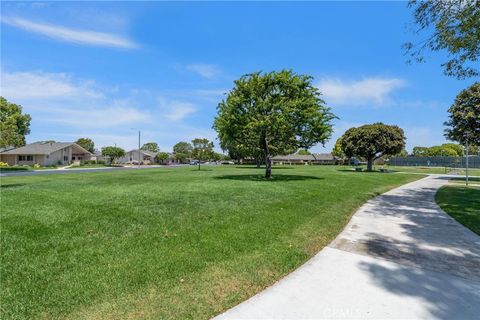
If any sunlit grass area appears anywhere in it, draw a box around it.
[1,165,422,319]
[436,179,480,235]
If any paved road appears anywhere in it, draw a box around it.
[0,164,190,177]
[216,175,480,319]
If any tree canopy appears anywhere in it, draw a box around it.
[213,70,335,178]
[331,137,346,159]
[191,138,214,170]
[340,123,406,171]
[156,152,170,164]
[101,146,125,165]
[75,138,95,153]
[297,149,311,155]
[412,143,464,157]
[141,142,160,153]
[404,0,480,79]
[173,141,193,155]
[444,82,480,146]
[0,97,31,148]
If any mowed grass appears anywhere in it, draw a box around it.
[436,182,480,235]
[1,166,421,319]
[386,165,480,175]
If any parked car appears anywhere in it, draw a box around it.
[220,160,235,165]
[190,160,199,165]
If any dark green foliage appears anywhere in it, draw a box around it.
[0,97,31,148]
[214,70,335,178]
[444,82,480,145]
[141,142,160,153]
[340,123,406,171]
[173,141,193,155]
[75,138,95,153]
[404,0,480,79]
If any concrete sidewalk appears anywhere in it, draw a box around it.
[216,175,480,319]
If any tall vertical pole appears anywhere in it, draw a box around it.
[466,138,469,186]
[138,130,141,169]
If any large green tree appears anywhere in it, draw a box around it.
[173,141,193,164]
[340,123,406,171]
[0,97,31,148]
[101,146,125,165]
[214,70,335,178]
[404,0,480,79]
[331,137,346,159]
[444,82,480,146]
[75,138,95,153]
[191,138,214,170]
[141,142,160,153]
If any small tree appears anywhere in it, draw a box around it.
[331,137,346,159]
[444,82,480,146]
[101,146,125,165]
[75,138,95,153]
[156,152,169,164]
[174,152,189,164]
[214,70,335,178]
[297,149,311,155]
[0,97,31,148]
[340,123,406,171]
[141,142,160,153]
[191,138,214,170]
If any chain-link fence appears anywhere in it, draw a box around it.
[389,156,480,168]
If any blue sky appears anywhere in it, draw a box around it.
[1,1,475,153]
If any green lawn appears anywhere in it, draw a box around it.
[436,183,480,235]
[1,166,421,319]
[385,165,480,175]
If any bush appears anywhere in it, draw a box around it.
[33,163,41,169]
[0,161,9,167]
[96,160,105,165]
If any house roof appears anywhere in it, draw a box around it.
[0,141,92,155]
[272,153,336,161]
[127,149,158,157]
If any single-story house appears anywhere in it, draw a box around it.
[0,141,92,166]
[118,149,158,164]
[271,153,337,165]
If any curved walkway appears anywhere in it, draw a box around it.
[216,175,480,319]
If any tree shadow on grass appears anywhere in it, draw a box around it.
[214,174,323,182]
[0,183,27,188]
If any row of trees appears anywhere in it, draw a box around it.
[411,144,478,157]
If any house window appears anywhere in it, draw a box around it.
[64,155,68,161]
[18,155,33,161]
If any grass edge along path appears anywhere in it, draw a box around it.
[436,182,480,235]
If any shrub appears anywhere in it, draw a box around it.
[33,163,41,169]
[0,161,9,167]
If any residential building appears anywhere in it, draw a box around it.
[0,141,92,166]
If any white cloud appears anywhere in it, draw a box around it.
[1,70,149,130]
[1,70,102,99]
[317,77,406,106]
[158,98,196,121]
[185,64,221,79]
[2,17,137,48]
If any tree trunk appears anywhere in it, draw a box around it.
[198,161,201,171]
[262,137,272,179]
[367,158,373,171]
[265,156,272,179]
